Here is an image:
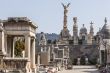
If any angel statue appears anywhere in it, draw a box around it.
[62,3,70,15]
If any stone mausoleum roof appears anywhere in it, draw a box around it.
[3,17,38,28]
[100,18,110,39]
[80,24,87,34]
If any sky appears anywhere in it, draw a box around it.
[0,0,110,35]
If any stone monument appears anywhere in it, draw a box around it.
[0,17,37,73]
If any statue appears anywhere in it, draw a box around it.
[90,21,93,25]
[0,20,3,31]
[62,3,70,15]
[104,17,107,24]
[62,3,70,29]
[73,17,77,24]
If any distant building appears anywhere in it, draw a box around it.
[36,4,110,67]
[36,32,51,66]
[57,4,98,65]
[98,18,110,65]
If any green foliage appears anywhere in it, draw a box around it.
[73,59,77,65]
[14,39,25,57]
[53,39,56,44]
[47,40,52,44]
[89,58,97,65]
[80,56,85,65]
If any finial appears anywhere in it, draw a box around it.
[104,17,107,24]
[90,21,93,25]
[83,24,84,27]
[73,17,77,24]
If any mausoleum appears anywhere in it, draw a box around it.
[0,17,37,73]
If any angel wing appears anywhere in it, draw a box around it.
[61,3,65,8]
[67,3,70,8]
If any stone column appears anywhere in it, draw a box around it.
[4,34,7,54]
[0,24,5,69]
[31,38,36,73]
[37,54,40,66]
[25,35,31,73]
[12,37,15,58]
[99,50,102,64]
[48,46,50,62]
[25,35,30,60]
[77,58,80,65]
[85,57,88,65]
[0,31,4,54]
[31,38,36,68]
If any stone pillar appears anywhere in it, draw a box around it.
[48,46,50,62]
[32,38,36,73]
[25,35,30,60]
[99,50,102,64]
[0,31,4,54]
[12,37,15,58]
[4,34,7,54]
[31,38,36,68]
[25,35,31,73]
[77,58,80,65]
[85,57,88,65]
[0,23,5,69]
[37,54,40,66]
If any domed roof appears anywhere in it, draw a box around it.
[101,24,110,39]
[100,18,110,39]
[40,32,46,40]
[80,24,87,34]
[60,29,70,38]
[105,24,110,30]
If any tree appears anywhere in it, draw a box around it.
[47,40,52,44]
[80,56,85,65]
[53,39,57,44]
[14,39,25,57]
